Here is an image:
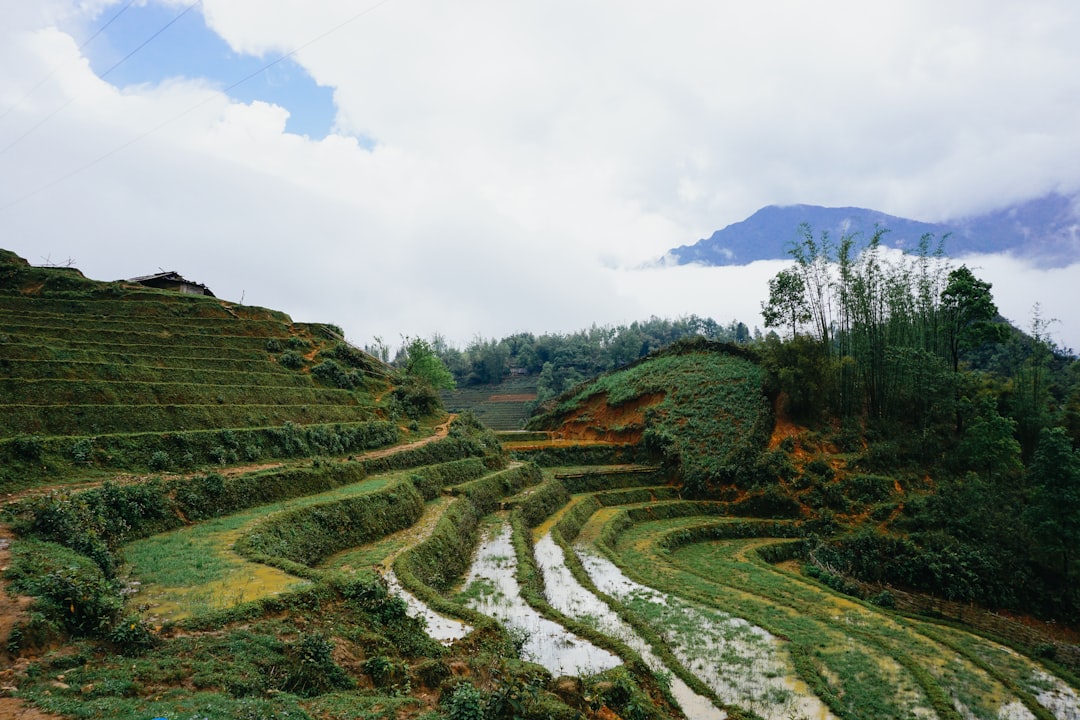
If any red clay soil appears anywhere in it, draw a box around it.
[768,393,803,451]
[554,391,664,444]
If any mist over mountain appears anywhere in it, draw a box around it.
[668,192,1080,268]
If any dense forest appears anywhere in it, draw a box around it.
[401,225,1080,625]
[370,316,754,410]
[755,225,1080,624]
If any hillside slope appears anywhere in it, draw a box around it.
[0,249,400,493]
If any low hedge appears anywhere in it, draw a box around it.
[0,378,359,407]
[510,479,570,529]
[0,358,316,387]
[236,478,427,567]
[0,402,376,438]
[508,444,651,468]
[554,465,668,493]
[0,420,399,491]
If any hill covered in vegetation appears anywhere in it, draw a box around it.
[2,246,1080,720]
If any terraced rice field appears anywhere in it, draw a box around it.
[110,456,1080,720]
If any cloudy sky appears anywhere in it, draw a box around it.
[2,0,1080,352]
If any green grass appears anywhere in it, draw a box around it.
[529,342,771,488]
[125,474,398,617]
[587,509,1074,720]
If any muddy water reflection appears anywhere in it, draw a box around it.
[384,569,471,644]
[534,534,726,720]
[577,547,835,720]
[461,524,621,676]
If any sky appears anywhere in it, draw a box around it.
[2,0,1080,353]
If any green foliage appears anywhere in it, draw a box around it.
[404,336,456,390]
[954,395,1022,481]
[279,349,304,369]
[311,358,361,389]
[282,632,354,697]
[6,539,123,638]
[235,478,426,566]
[531,339,770,495]
[391,376,444,419]
[1024,426,1080,582]
[513,478,570,528]
[444,682,485,720]
[148,449,171,471]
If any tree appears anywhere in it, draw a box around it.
[761,267,811,339]
[955,395,1021,483]
[403,337,455,390]
[940,266,1000,374]
[1024,426,1080,583]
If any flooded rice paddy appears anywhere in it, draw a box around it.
[459,523,622,676]
[534,533,727,720]
[577,545,835,720]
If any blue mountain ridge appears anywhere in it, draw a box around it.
[668,192,1080,268]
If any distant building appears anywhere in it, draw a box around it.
[127,271,215,297]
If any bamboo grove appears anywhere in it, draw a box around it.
[762,224,1010,441]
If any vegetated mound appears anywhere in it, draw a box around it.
[527,338,772,492]
[0,250,408,492]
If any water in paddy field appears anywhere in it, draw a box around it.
[577,547,836,720]
[384,570,471,644]
[460,524,621,676]
[1032,670,1080,720]
[533,533,727,720]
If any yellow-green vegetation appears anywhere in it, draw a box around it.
[5,247,1079,720]
[528,338,771,494]
[0,250,402,493]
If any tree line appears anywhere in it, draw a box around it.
[762,223,1080,622]
[368,316,754,407]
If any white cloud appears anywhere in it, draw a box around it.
[2,1,1080,353]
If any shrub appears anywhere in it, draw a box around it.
[282,632,353,697]
[6,539,123,637]
[13,434,44,461]
[148,450,170,471]
[311,359,357,389]
[279,350,303,369]
[444,682,485,720]
[70,437,95,465]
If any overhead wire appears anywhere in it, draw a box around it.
[0,0,397,214]
[0,0,201,157]
[0,0,137,123]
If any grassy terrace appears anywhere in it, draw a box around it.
[569,505,1075,720]
[127,471,405,620]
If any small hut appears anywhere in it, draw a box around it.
[127,271,215,297]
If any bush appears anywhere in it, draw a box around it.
[311,359,358,389]
[279,350,303,369]
[445,682,485,720]
[70,437,95,465]
[148,450,170,471]
[13,434,44,461]
[6,539,123,637]
[282,632,353,697]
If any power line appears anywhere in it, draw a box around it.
[0,0,137,123]
[0,1,200,157]
[0,0,397,214]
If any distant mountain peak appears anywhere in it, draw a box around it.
[668,192,1080,269]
